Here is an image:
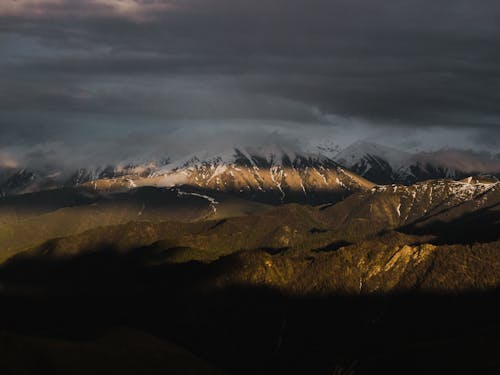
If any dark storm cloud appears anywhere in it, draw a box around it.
[1,0,500,158]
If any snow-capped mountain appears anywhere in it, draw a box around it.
[0,159,171,197]
[68,159,170,186]
[0,146,374,204]
[334,141,410,184]
[333,141,500,185]
[80,147,374,205]
[3,142,500,203]
[0,168,60,197]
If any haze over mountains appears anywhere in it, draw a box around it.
[333,141,500,184]
[1,141,499,198]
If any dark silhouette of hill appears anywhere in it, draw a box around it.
[0,244,498,374]
[400,202,500,244]
[0,328,222,375]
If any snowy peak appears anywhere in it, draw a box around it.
[335,141,411,170]
[313,139,342,159]
[333,141,500,185]
[160,146,337,173]
[334,141,410,185]
[0,168,57,197]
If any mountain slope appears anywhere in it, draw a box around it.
[80,147,375,205]
[0,186,272,263]
[321,177,500,241]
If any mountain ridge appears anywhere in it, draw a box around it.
[2,143,500,201]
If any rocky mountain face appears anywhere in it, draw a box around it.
[74,148,375,205]
[0,168,44,197]
[3,143,500,199]
[0,163,164,197]
[0,148,373,204]
[68,159,171,186]
[320,176,500,238]
[167,149,373,204]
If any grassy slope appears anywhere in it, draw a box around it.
[0,187,273,263]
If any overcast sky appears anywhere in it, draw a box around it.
[1,0,499,167]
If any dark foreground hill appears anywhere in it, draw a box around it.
[0,328,221,375]
[0,244,498,375]
[0,177,499,374]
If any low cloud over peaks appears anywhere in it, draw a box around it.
[1,1,500,160]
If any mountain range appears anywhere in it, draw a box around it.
[1,146,374,204]
[1,142,499,374]
[2,142,499,199]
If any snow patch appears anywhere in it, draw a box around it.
[207,164,228,183]
[176,189,219,214]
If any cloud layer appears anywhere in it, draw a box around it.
[1,0,500,166]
